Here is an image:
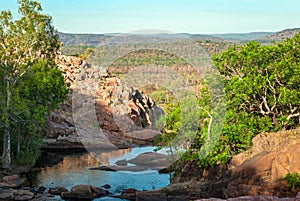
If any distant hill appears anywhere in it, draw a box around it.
[187,34,224,42]
[211,32,274,42]
[267,28,300,41]
[58,28,300,46]
[58,32,107,46]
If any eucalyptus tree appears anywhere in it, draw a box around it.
[0,0,65,170]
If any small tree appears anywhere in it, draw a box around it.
[0,0,62,170]
[213,36,300,130]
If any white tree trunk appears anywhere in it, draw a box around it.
[2,77,11,171]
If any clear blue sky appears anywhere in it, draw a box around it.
[0,0,299,34]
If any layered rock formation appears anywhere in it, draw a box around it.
[135,128,300,200]
[44,55,164,150]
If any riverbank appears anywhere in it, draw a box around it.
[2,129,300,201]
[1,146,171,201]
[132,128,300,200]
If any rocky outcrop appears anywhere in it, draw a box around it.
[195,192,300,201]
[225,128,300,198]
[44,55,164,150]
[0,188,35,201]
[0,175,38,201]
[135,128,300,200]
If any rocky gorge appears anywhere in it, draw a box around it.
[1,55,299,201]
[37,55,300,200]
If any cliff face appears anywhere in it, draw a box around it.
[44,55,164,150]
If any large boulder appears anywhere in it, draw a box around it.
[225,129,300,198]
[49,186,68,195]
[14,189,35,201]
[61,185,109,199]
[0,188,35,201]
[113,188,138,201]
[0,175,22,188]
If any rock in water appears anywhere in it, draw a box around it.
[61,185,109,199]
[0,175,22,188]
[49,186,68,195]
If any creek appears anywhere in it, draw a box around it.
[26,146,171,201]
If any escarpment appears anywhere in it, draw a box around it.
[44,55,164,150]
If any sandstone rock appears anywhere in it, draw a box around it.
[128,152,171,168]
[49,186,68,195]
[154,128,300,200]
[0,188,35,201]
[0,188,16,199]
[0,175,22,188]
[61,185,108,199]
[113,188,138,201]
[92,186,109,198]
[225,129,300,198]
[136,190,168,201]
[45,55,164,150]
[14,189,35,201]
[195,194,300,201]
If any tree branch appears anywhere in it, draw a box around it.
[287,112,300,120]
[199,107,213,140]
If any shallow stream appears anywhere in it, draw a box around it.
[27,147,171,200]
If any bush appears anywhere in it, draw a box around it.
[285,173,300,191]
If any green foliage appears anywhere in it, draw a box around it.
[149,91,168,105]
[0,0,66,167]
[16,134,42,165]
[158,33,300,169]
[195,33,300,167]
[156,101,182,146]
[0,60,67,165]
[285,173,300,191]
[213,36,300,130]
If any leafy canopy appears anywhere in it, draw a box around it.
[0,0,66,166]
[159,33,300,168]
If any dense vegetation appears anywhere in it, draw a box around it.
[0,0,67,169]
[160,33,300,168]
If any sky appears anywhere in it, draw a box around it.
[0,0,299,34]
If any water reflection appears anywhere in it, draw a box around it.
[35,147,170,196]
